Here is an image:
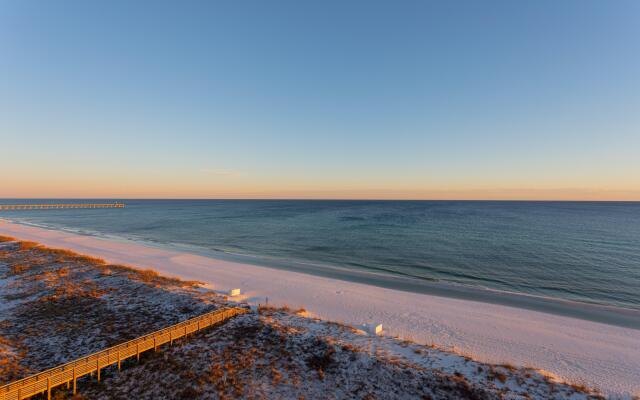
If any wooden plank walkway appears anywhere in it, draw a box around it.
[0,203,125,211]
[0,307,248,400]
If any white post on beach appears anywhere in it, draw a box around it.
[228,288,241,297]
[370,323,383,335]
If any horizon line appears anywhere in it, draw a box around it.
[1,197,640,203]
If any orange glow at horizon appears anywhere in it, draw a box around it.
[2,165,639,201]
[2,178,639,201]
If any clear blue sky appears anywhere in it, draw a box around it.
[1,0,638,199]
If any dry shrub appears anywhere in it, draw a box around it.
[567,380,603,397]
[0,337,30,384]
[325,320,359,334]
[107,264,200,288]
[340,342,361,353]
[500,363,517,372]
[73,255,106,264]
[271,365,283,385]
[488,366,508,383]
[570,382,589,392]
[176,387,201,400]
[127,269,163,286]
[9,264,29,275]
[47,248,105,265]
[4,241,198,289]
[306,338,336,376]
[258,304,308,316]
[48,248,78,258]
[209,347,251,398]
[136,269,159,281]
[17,241,40,251]
[50,279,108,300]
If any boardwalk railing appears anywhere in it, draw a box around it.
[0,203,125,211]
[0,307,248,400]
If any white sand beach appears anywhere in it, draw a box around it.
[1,220,638,397]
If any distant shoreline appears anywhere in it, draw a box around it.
[1,219,639,395]
[2,198,640,202]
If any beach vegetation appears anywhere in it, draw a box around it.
[9,264,29,275]
[0,238,607,399]
[17,241,40,251]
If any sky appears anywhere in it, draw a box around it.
[1,0,639,200]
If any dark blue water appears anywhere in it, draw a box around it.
[3,200,640,310]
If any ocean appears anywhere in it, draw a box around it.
[2,200,639,311]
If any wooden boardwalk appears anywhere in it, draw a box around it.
[0,307,248,400]
[0,203,125,211]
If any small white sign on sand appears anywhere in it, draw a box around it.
[370,323,383,335]
[228,288,241,296]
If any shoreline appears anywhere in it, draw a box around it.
[8,219,640,330]
[1,219,639,396]
[171,242,640,329]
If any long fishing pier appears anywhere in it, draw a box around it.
[0,203,124,211]
[0,307,248,400]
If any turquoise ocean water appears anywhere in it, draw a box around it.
[2,200,639,312]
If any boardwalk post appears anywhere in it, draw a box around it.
[118,350,121,370]
[170,330,173,345]
[73,367,77,394]
[47,377,51,400]
[96,358,100,382]
[154,337,157,352]
[136,343,140,361]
